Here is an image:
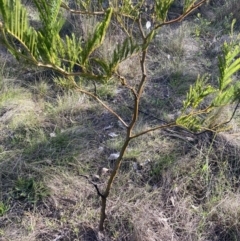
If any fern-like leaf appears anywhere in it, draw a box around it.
[0,0,39,61]
[183,75,216,110]
[155,0,173,22]
[109,37,140,74]
[183,0,197,13]
[81,8,113,66]
[218,43,240,91]
[176,115,202,132]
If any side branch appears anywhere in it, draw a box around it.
[79,175,105,198]
[130,122,176,139]
[127,49,148,132]
[72,82,128,128]
[207,100,240,130]
[60,2,105,15]
[138,17,145,39]
[221,100,240,126]
[117,73,138,100]
[137,49,148,96]
[153,0,208,30]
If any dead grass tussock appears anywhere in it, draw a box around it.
[131,196,177,241]
[1,102,240,241]
[151,21,205,75]
[214,0,240,24]
[46,170,100,222]
[0,164,100,240]
[1,99,42,129]
[105,156,203,241]
[117,55,142,81]
[0,79,45,133]
[47,90,88,116]
[102,180,163,240]
[205,193,240,241]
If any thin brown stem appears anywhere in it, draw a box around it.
[99,40,149,230]
[79,174,104,198]
[99,134,131,231]
[131,122,176,139]
[152,0,208,31]
[218,100,240,126]
[60,2,105,15]
[116,73,138,100]
[138,17,145,39]
[72,83,128,128]
[137,49,147,97]
[99,196,107,231]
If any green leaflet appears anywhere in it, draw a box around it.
[215,43,240,106]
[33,0,65,34]
[218,43,240,91]
[75,0,91,10]
[81,8,113,66]
[176,115,202,132]
[118,0,140,18]
[234,84,240,102]
[183,75,216,110]
[63,34,83,71]
[180,41,240,132]
[90,37,140,80]
[0,0,39,61]
[183,0,197,13]
[212,81,240,107]
[109,37,140,74]
[91,58,111,79]
[33,0,65,59]
[155,0,173,22]
[0,0,8,27]
[212,85,235,107]
[142,30,155,50]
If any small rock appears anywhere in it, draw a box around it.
[108,132,118,137]
[108,153,120,160]
[117,120,125,129]
[98,146,104,152]
[50,132,56,137]
[132,162,142,171]
[92,174,100,182]
[146,21,151,29]
[103,125,113,130]
[98,167,110,176]
[44,159,52,165]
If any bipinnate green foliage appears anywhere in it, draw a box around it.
[0,0,37,60]
[34,0,65,41]
[0,0,207,82]
[81,8,113,66]
[183,0,198,12]
[117,0,140,18]
[155,0,174,22]
[109,38,140,73]
[0,0,113,79]
[177,41,240,131]
[218,43,240,92]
